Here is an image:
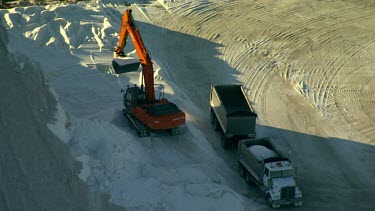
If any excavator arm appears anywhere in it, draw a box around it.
[113,9,155,103]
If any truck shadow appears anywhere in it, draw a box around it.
[218,124,375,210]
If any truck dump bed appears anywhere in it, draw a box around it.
[214,85,257,116]
[210,85,257,138]
[238,138,288,181]
[248,145,279,161]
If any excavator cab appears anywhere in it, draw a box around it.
[123,85,146,110]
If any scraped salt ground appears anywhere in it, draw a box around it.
[1,1,248,210]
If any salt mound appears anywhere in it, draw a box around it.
[2,4,117,50]
[40,10,57,22]
[3,11,29,29]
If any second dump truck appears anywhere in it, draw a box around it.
[238,138,303,208]
[210,84,257,148]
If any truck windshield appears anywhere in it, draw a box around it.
[270,169,293,178]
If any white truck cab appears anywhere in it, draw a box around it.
[263,161,302,208]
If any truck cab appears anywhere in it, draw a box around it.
[263,161,302,208]
[263,161,293,188]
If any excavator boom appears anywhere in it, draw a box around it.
[113,9,155,103]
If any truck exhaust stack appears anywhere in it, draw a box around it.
[112,57,141,74]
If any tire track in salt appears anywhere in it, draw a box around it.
[266,5,375,117]
[333,62,375,143]
[321,37,375,111]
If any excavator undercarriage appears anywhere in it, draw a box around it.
[121,85,184,137]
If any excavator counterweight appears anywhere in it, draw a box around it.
[113,9,185,137]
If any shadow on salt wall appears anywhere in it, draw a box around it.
[230,124,375,210]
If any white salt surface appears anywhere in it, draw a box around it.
[2,0,375,210]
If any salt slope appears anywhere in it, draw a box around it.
[1,3,123,120]
[1,1,248,210]
[0,23,124,211]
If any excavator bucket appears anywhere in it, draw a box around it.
[112,57,141,74]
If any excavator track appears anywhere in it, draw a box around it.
[123,109,150,137]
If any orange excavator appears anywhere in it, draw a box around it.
[112,9,185,137]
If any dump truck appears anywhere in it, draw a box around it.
[238,138,303,208]
[210,85,257,149]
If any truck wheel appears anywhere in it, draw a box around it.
[267,196,280,208]
[239,163,245,178]
[294,202,303,206]
[267,196,273,207]
[266,196,275,208]
[245,171,253,185]
[221,134,230,149]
